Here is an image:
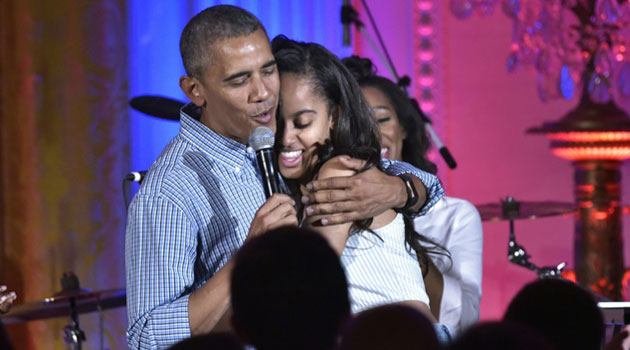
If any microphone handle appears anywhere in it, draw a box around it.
[341,0,351,46]
[256,148,282,199]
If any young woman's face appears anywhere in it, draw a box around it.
[361,86,406,161]
[278,73,334,181]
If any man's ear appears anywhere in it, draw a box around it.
[180,75,205,107]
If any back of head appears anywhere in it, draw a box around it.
[341,55,437,174]
[180,5,264,78]
[230,226,350,350]
[339,304,439,350]
[448,321,554,350]
[168,332,244,350]
[503,278,604,350]
[272,36,382,171]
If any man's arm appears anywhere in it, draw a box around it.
[188,193,298,334]
[126,193,298,348]
[126,195,198,349]
[302,156,444,225]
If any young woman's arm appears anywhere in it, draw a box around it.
[304,156,356,255]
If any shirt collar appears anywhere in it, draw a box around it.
[179,103,256,168]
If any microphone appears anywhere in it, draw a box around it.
[408,98,458,169]
[249,127,282,199]
[125,171,147,183]
[341,0,352,46]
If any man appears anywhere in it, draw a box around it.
[125,5,443,349]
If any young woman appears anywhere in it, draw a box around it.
[342,55,483,333]
[271,36,448,324]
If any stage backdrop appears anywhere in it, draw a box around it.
[355,0,630,319]
[1,0,129,349]
[2,0,629,349]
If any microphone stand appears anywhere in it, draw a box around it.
[342,0,457,169]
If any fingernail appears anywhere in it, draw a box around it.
[306,207,314,215]
[321,218,328,225]
[306,183,313,190]
[301,196,310,204]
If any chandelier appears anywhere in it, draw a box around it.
[450,0,630,105]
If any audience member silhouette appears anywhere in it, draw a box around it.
[447,321,554,350]
[339,304,439,350]
[230,226,351,350]
[168,332,244,350]
[503,278,604,350]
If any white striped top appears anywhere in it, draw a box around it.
[341,213,430,314]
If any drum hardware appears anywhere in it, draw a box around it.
[488,197,569,279]
[129,95,185,121]
[475,199,577,222]
[1,272,126,350]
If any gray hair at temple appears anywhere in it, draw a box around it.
[179,5,266,78]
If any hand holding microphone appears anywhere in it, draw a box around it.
[247,127,297,238]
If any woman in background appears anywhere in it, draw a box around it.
[343,56,483,333]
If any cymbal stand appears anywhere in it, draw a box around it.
[61,272,86,350]
[63,297,85,349]
[503,197,566,279]
[507,219,566,278]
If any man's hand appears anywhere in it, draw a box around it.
[302,156,408,226]
[248,193,298,238]
[0,285,17,314]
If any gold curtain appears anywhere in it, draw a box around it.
[1,1,129,349]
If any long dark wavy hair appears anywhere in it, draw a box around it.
[342,55,438,174]
[272,36,446,274]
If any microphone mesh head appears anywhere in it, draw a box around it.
[249,126,275,151]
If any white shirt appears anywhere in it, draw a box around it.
[342,213,430,313]
[414,196,483,332]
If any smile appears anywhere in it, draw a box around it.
[279,149,303,167]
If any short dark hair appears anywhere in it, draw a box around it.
[179,5,265,78]
[503,278,605,350]
[449,321,554,350]
[342,56,437,174]
[230,226,350,350]
[339,304,439,350]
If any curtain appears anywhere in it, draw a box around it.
[0,1,129,349]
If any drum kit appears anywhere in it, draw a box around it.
[2,96,627,347]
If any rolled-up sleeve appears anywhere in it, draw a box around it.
[125,194,197,349]
[381,159,444,216]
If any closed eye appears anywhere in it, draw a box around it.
[294,122,311,129]
[377,116,391,124]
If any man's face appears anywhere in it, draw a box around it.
[193,28,279,144]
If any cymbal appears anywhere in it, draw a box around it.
[476,200,577,222]
[129,95,186,120]
[0,289,125,324]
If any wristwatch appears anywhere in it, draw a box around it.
[398,174,419,212]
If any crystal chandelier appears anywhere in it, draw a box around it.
[450,0,630,105]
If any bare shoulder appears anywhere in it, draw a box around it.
[317,155,357,179]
